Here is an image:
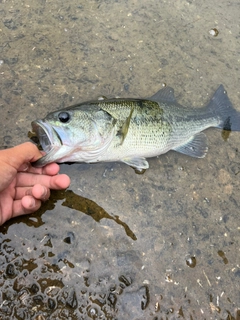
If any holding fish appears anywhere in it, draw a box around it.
[31,85,240,172]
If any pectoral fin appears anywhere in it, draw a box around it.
[173,132,208,158]
[121,156,149,172]
[117,107,134,145]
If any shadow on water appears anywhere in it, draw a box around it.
[61,190,137,241]
[1,190,137,241]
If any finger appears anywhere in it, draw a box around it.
[8,142,43,169]
[11,196,42,219]
[16,173,71,189]
[14,185,50,201]
[42,163,61,176]
[24,162,61,176]
[31,184,50,200]
[0,193,14,225]
[15,186,32,200]
[18,162,31,172]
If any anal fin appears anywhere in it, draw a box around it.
[173,132,208,158]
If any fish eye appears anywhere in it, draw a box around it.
[58,112,70,123]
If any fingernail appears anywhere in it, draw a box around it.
[25,189,32,196]
[22,163,30,171]
[42,186,47,198]
[19,163,30,172]
[29,197,36,208]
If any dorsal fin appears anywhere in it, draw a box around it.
[149,87,176,103]
[97,95,108,100]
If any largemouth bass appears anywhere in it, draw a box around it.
[31,85,240,171]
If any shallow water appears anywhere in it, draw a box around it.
[0,0,240,319]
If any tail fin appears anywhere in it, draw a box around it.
[208,85,240,131]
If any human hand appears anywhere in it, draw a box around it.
[0,142,71,225]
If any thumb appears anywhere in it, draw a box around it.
[5,142,42,169]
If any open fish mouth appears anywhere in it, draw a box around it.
[31,120,63,167]
[31,120,61,153]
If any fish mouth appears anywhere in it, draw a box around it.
[31,120,60,152]
[31,120,62,167]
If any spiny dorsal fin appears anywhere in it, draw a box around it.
[97,95,108,100]
[149,87,176,103]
